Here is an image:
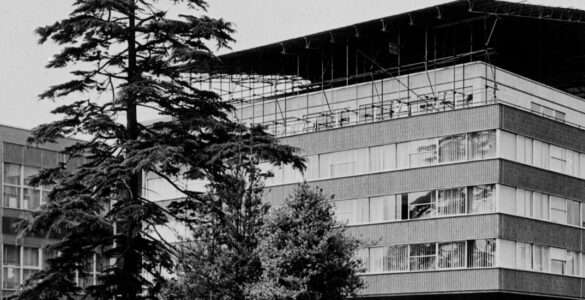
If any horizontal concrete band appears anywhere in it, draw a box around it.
[359,269,585,299]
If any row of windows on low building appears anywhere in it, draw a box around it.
[2,245,103,291]
[334,184,585,229]
[263,130,585,187]
[358,239,585,278]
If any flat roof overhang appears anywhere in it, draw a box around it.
[210,0,585,99]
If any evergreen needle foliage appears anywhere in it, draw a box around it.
[163,132,273,300]
[251,184,364,300]
[13,1,304,299]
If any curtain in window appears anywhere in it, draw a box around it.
[567,200,580,226]
[3,245,19,266]
[468,239,495,268]
[384,245,409,272]
[410,243,436,271]
[438,134,466,163]
[467,131,496,160]
[23,247,39,267]
[437,188,466,216]
[369,247,384,273]
[469,185,495,214]
[438,242,465,269]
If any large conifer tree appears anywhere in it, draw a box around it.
[14,1,303,299]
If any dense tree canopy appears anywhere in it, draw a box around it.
[13,1,303,299]
[251,184,364,300]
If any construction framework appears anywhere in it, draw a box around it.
[190,0,585,136]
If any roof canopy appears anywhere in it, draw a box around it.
[212,0,585,98]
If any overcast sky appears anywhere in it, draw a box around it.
[1,0,585,130]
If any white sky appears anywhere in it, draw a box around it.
[1,0,585,130]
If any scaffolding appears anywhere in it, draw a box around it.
[191,0,585,137]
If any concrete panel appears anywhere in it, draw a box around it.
[3,143,23,164]
[500,105,585,153]
[24,146,43,167]
[499,215,583,251]
[280,105,500,156]
[500,269,584,299]
[359,269,500,296]
[499,160,585,201]
[348,214,498,246]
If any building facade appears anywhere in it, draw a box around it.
[0,125,82,298]
[211,1,585,298]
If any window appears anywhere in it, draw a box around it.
[334,198,368,225]
[408,191,436,219]
[355,248,369,272]
[369,247,384,273]
[468,239,495,268]
[533,244,549,272]
[438,134,466,163]
[145,177,185,202]
[2,245,40,290]
[550,145,566,173]
[438,242,465,269]
[369,144,396,172]
[319,150,355,178]
[437,188,466,216]
[550,196,567,224]
[468,131,496,160]
[3,164,48,210]
[567,200,580,226]
[77,254,100,288]
[550,248,568,275]
[532,192,549,221]
[515,242,532,270]
[384,245,409,272]
[369,195,401,222]
[469,185,495,214]
[409,139,437,167]
[515,189,533,218]
[410,243,436,271]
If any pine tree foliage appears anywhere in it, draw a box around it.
[251,184,364,300]
[163,129,274,300]
[13,1,304,299]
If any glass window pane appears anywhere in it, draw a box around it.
[22,188,40,211]
[334,200,355,225]
[468,239,495,268]
[3,164,21,186]
[355,198,369,224]
[438,241,466,269]
[567,200,580,226]
[23,166,40,186]
[3,267,20,289]
[550,196,567,224]
[370,195,398,222]
[409,139,437,167]
[439,134,466,163]
[437,188,466,216]
[356,248,369,272]
[3,186,20,209]
[409,243,436,271]
[469,185,495,214]
[408,191,436,219]
[384,245,409,272]
[23,247,39,267]
[3,245,20,266]
[369,247,384,273]
[468,131,496,160]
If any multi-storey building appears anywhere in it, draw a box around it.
[197,0,585,299]
[0,125,82,298]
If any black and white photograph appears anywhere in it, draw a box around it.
[1,0,585,299]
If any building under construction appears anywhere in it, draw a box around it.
[184,0,585,298]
